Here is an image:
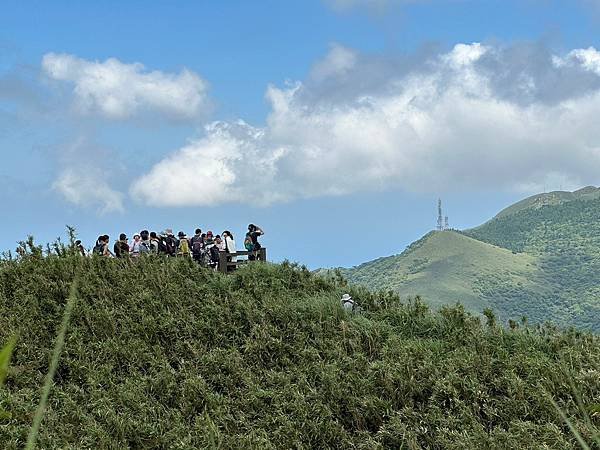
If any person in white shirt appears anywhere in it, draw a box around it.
[222,231,237,266]
[130,234,142,257]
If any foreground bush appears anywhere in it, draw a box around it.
[0,256,599,449]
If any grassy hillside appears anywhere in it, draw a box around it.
[340,188,600,332]
[493,186,600,220]
[464,196,600,331]
[1,255,599,448]
[335,231,545,316]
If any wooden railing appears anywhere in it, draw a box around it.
[218,248,267,274]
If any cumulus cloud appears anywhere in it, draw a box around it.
[53,168,124,214]
[553,47,600,75]
[131,42,600,207]
[42,53,210,120]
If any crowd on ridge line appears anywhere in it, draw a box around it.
[74,224,265,270]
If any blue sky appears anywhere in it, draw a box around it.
[1,0,600,268]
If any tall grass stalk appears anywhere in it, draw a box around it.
[550,397,591,450]
[0,335,17,387]
[25,279,79,450]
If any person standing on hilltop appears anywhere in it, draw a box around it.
[215,235,226,251]
[114,233,130,258]
[75,240,87,257]
[100,235,114,257]
[190,228,204,264]
[247,224,264,260]
[163,229,178,257]
[129,234,142,258]
[177,231,191,257]
[204,231,219,267]
[139,230,151,255]
[223,231,237,271]
[149,232,161,254]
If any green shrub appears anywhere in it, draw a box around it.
[0,256,598,448]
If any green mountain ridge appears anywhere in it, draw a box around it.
[338,188,600,331]
[492,186,600,220]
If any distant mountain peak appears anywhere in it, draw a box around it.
[493,185,600,220]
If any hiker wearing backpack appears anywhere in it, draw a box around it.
[149,232,161,254]
[203,231,218,267]
[177,231,191,257]
[114,233,130,258]
[163,229,178,257]
[93,235,113,257]
[92,236,104,256]
[139,230,151,255]
[190,228,203,264]
[247,224,264,260]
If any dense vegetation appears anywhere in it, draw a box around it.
[492,186,600,220]
[465,197,600,331]
[1,255,599,448]
[332,231,542,317]
[339,188,600,332]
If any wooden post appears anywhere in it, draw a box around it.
[259,247,267,262]
[218,251,228,274]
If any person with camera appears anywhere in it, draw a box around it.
[246,224,264,260]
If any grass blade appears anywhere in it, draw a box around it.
[25,279,79,450]
[550,397,591,450]
[0,335,17,387]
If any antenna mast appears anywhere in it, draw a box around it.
[437,199,443,231]
[444,216,449,231]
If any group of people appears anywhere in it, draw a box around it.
[76,224,264,270]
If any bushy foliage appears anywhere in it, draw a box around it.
[0,256,599,448]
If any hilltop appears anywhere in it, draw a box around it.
[335,231,542,314]
[339,188,600,331]
[1,255,599,448]
[492,186,600,220]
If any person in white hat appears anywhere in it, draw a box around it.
[341,294,354,312]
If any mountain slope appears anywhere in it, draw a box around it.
[340,188,600,331]
[1,255,599,448]
[338,231,549,319]
[464,194,600,330]
[492,186,600,220]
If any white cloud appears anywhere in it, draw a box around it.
[42,53,209,120]
[553,47,600,75]
[131,43,600,207]
[130,121,288,206]
[53,168,124,214]
[310,44,357,81]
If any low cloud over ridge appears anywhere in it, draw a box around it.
[130,43,600,207]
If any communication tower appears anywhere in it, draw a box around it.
[437,199,443,231]
[444,216,449,230]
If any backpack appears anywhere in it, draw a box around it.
[179,238,190,255]
[209,245,220,264]
[139,241,150,254]
[156,237,168,254]
[165,236,178,256]
[93,243,104,255]
[244,237,254,252]
[191,236,203,255]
